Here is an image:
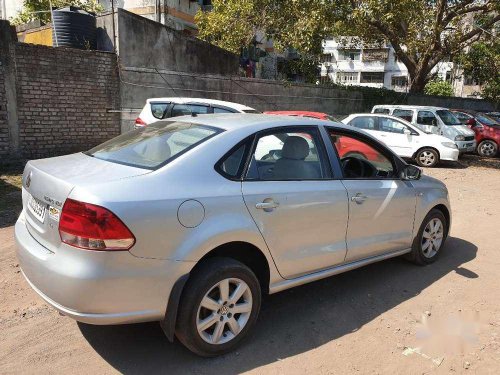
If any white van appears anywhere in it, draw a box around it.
[371,105,476,153]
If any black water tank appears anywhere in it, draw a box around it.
[52,6,96,49]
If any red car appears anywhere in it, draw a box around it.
[264,110,338,122]
[264,110,382,162]
[451,109,500,157]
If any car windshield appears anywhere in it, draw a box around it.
[436,110,462,125]
[87,122,220,169]
[476,114,499,126]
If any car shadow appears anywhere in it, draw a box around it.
[79,237,477,374]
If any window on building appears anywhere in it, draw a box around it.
[338,49,361,61]
[336,72,358,84]
[360,72,385,84]
[391,76,408,87]
[464,76,480,86]
[322,53,333,63]
[445,72,451,82]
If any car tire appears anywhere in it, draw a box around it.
[175,257,261,357]
[415,148,439,167]
[406,209,448,265]
[477,140,498,157]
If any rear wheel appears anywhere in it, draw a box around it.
[477,140,498,157]
[415,148,439,167]
[406,209,448,265]
[175,257,261,357]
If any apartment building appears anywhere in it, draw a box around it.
[320,38,454,94]
[99,0,211,34]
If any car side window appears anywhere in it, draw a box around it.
[216,143,249,179]
[350,116,377,130]
[171,104,210,117]
[417,111,438,126]
[150,103,169,119]
[213,107,235,114]
[373,108,390,114]
[378,117,410,134]
[392,109,413,122]
[328,130,395,179]
[246,128,329,180]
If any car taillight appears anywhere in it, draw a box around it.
[59,199,135,251]
[134,117,147,128]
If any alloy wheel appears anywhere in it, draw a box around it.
[196,278,253,345]
[421,218,444,258]
[479,141,497,157]
[418,151,436,166]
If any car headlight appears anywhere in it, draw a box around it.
[442,142,458,149]
[455,135,465,141]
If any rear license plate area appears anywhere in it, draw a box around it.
[27,193,47,223]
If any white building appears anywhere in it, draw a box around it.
[320,38,453,93]
[0,0,22,20]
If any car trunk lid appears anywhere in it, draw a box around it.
[22,153,150,252]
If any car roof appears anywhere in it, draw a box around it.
[345,113,421,130]
[145,97,255,111]
[157,113,348,133]
[373,105,448,111]
[264,110,329,118]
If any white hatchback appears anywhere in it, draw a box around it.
[342,114,459,167]
[135,97,259,128]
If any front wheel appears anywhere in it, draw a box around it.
[415,148,439,167]
[406,209,448,265]
[175,257,261,357]
[477,140,498,157]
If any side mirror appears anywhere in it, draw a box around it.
[403,128,412,135]
[466,118,476,126]
[401,165,422,180]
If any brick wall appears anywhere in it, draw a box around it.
[14,44,121,159]
[0,61,8,156]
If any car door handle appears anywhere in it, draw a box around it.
[351,193,368,203]
[256,201,279,210]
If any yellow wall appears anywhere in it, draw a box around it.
[17,27,53,46]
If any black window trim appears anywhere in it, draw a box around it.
[324,126,406,181]
[241,125,334,182]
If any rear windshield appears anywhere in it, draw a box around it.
[87,122,221,169]
[436,110,462,125]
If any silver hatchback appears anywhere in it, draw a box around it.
[15,114,451,356]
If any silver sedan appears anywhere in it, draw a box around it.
[15,114,451,356]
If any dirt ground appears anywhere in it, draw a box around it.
[1,155,499,374]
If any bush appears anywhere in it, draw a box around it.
[424,80,454,97]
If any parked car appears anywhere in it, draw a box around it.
[135,97,259,128]
[264,110,338,121]
[342,114,459,167]
[485,112,500,123]
[451,109,500,157]
[372,105,476,153]
[16,114,451,357]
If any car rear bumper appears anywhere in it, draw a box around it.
[15,211,193,325]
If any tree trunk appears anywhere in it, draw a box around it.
[409,72,428,93]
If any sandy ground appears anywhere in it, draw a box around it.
[1,157,499,374]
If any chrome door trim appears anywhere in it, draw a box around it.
[268,247,411,294]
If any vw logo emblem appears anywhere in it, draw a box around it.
[220,305,230,315]
[26,171,32,188]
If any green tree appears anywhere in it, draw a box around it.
[196,0,500,93]
[335,0,499,93]
[459,41,500,103]
[424,79,454,96]
[11,0,102,25]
